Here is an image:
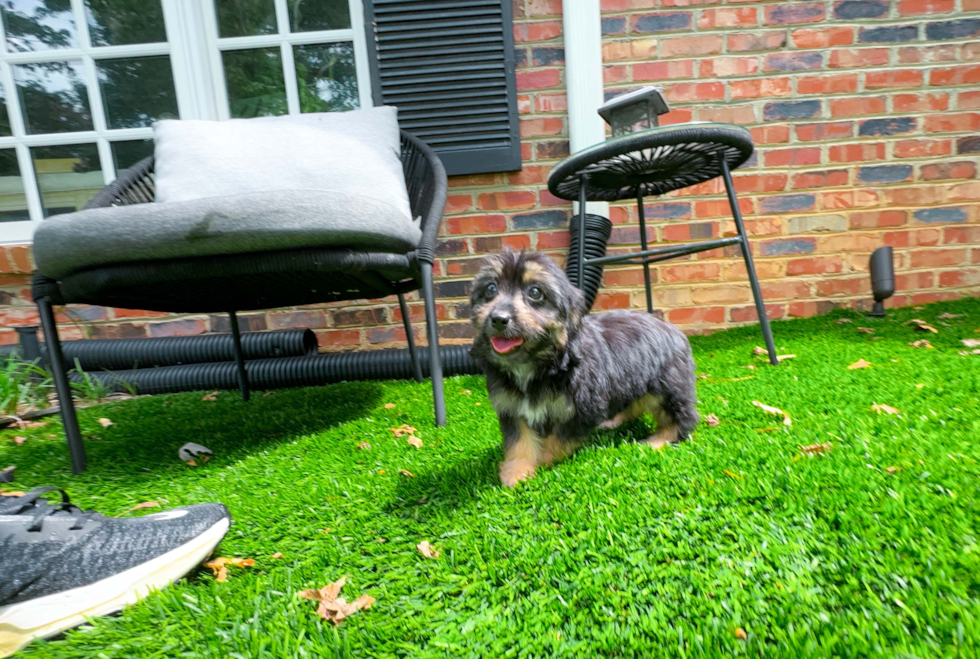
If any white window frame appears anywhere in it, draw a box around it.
[0,0,374,245]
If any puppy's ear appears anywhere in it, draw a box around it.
[566,283,586,329]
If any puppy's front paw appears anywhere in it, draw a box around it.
[598,417,621,430]
[499,460,535,488]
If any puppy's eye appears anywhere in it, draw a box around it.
[527,285,543,302]
[485,283,497,298]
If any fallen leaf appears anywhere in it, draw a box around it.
[417,540,439,558]
[97,418,113,428]
[23,420,48,429]
[201,391,219,401]
[735,628,748,640]
[856,327,875,334]
[776,354,796,362]
[872,403,900,415]
[696,373,710,380]
[123,500,160,515]
[298,575,375,626]
[834,318,852,325]
[745,364,756,370]
[908,339,933,349]
[185,460,197,467]
[915,383,925,389]
[272,552,283,559]
[962,339,980,348]
[752,400,792,426]
[0,491,25,497]
[704,414,720,427]
[383,403,396,409]
[203,556,255,582]
[885,466,899,474]
[13,436,26,445]
[908,319,938,333]
[848,359,871,370]
[752,346,767,356]
[800,443,832,455]
[399,469,415,477]
[407,435,423,449]
[262,391,275,398]
[722,469,743,480]
[391,424,417,438]
[729,376,755,382]
[377,469,385,475]
[937,312,962,320]
[461,389,472,395]
[357,442,371,450]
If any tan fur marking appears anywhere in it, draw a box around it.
[500,421,540,487]
[512,295,543,334]
[521,260,545,283]
[600,394,662,430]
[644,406,678,448]
[539,435,582,467]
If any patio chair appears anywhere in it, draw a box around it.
[30,130,448,474]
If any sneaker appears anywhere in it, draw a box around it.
[0,487,230,657]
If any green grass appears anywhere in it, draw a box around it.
[3,298,980,658]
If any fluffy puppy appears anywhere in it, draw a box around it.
[469,250,699,487]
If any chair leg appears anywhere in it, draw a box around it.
[420,263,446,426]
[636,192,654,314]
[398,293,423,382]
[721,160,779,366]
[577,175,587,290]
[228,311,250,401]
[37,298,86,474]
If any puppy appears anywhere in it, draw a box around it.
[469,250,699,487]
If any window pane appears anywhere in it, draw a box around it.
[0,150,29,223]
[110,139,152,171]
[295,42,358,113]
[31,144,103,217]
[223,48,286,118]
[85,0,166,46]
[215,0,276,37]
[0,84,11,137]
[14,61,93,134]
[2,0,78,52]
[287,0,349,31]
[97,56,177,129]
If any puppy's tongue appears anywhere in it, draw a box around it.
[491,336,524,354]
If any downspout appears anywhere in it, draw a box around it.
[562,0,609,218]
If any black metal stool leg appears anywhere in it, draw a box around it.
[636,192,654,313]
[37,298,86,474]
[577,175,587,290]
[721,160,778,366]
[228,311,250,401]
[421,263,446,426]
[398,292,423,382]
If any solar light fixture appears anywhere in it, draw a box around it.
[597,86,671,136]
[868,246,894,318]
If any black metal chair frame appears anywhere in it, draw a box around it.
[548,123,778,365]
[32,130,448,474]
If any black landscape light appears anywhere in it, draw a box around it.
[598,86,671,136]
[868,246,894,318]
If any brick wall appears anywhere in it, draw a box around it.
[1,0,978,348]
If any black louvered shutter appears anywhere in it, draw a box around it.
[363,0,521,176]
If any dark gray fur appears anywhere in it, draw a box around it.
[470,250,699,450]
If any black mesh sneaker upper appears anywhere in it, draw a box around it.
[0,488,230,606]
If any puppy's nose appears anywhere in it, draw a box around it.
[490,311,511,332]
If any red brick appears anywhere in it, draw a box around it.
[659,108,694,125]
[751,125,792,144]
[665,82,726,102]
[698,7,757,28]
[516,69,560,91]
[938,270,979,287]
[898,45,958,64]
[663,222,719,242]
[477,192,536,211]
[723,260,785,281]
[848,210,908,229]
[786,256,844,275]
[791,27,854,49]
[694,197,753,218]
[473,233,532,253]
[898,0,954,14]
[667,306,725,324]
[865,70,924,90]
[791,170,850,189]
[113,308,169,319]
[797,73,858,95]
[603,268,651,288]
[268,310,327,330]
[816,278,866,297]
[516,94,531,114]
[830,96,886,118]
[592,292,631,310]
[660,263,721,283]
[829,143,885,163]
[445,194,473,214]
[893,138,952,158]
[761,281,811,299]
[316,329,361,351]
[818,233,881,253]
[519,117,563,137]
[731,304,785,323]
[959,91,980,109]
[3,247,32,274]
[895,271,935,289]
[910,248,967,268]
[148,318,208,338]
[525,20,563,41]
[447,214,508,234]
[537,230,569,249]
[764,147,822,167]
[829,48,890,69]
[727,31,787,52]
[367,325,407,345]
[764,2,824,25]
[507,166,549,186]
[795,121,854,142]
[893,92,949,112]
[923,113,980,133]
[90,323,148,339]
[537,189,567,207]
[730,77,793,99]
[947,182,980,201]
[929,65,980,86]
[698,105,756,124]
[661,34,723,57]
[633,60,696,81]
[733,173,788,193]
[920,161,977,181]
[698,56,759,77]
[820,189,880,210]
[535,93,567,112]
[448,173,499,188]
[527,0,561,17]
[885,186,944,206]
[603,64,629,84]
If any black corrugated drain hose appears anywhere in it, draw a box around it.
[565,213,613,312]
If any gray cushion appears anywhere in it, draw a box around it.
[33,189,422,280]
[153,106,413,222]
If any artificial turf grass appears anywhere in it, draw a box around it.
[2,298,979,658]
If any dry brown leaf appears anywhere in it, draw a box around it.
[937,312,962,320]
[23,420,49,429]
[383,403,396,409]
[262,391,275,398]
[696,373,710,380]
[834,318,852,324]
[909,319,938,334]
[97,418,113,428]
[272,552,283,559]
[399,469,415,478]
[123,500,160,515]
[704,414,720,427]
[745,364,756,371]
[203,556,255,582]
[729,376,755,382]
[298,575,375,626]
[1,490,25,497]
[357,442,372,450]
[391,424,417,438]
[752,400,792,426]
[800,443,832,455]
[885,466,899,474]
[13,436,26,445]
[735,628,748,640]
[872,403,900,415]
[848,359,871,370]
[909,339,933,349]
[776,354,796,362]
[962,338,980,348]
[185,459,197,467]
[407,435,423,449]
[752,346,767,356]
[417,540,439,558]
[722,469,743,480]
[915,383,925,389]
[856,327,875,334]
[201,391,219,401]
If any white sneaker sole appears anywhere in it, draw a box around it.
[0,517,229,657]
